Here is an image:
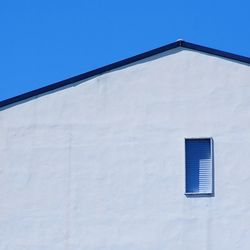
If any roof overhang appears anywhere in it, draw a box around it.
[1,40,250,109]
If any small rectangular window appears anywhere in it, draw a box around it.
[185,138,213,195]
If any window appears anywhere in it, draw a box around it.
[185,138,213,195]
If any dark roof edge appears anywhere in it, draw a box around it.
[1,40,250,109]
[182,41,250,64]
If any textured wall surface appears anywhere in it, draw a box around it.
[1,48,250,250]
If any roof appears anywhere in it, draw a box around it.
[1,40,250,109]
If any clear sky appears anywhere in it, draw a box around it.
[1,0,250,100]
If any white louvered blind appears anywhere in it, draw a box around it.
[185,138,213,194]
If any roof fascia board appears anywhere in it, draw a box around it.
[0,41,179,108]
[182,41,250,64]
[1,40,250,109]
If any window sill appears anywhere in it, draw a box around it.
[185,192,214,197]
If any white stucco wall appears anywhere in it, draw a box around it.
[1,48,250,250]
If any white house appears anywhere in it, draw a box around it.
[1,40,250,250]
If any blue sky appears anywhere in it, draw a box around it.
[1,0,250,100]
